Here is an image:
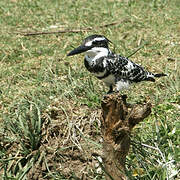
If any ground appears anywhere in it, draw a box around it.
[0,0,179,179]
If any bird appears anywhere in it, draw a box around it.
[67,34,167,94]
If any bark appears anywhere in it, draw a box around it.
[101,94,151,180]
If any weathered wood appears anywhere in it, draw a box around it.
[101,94,151,180]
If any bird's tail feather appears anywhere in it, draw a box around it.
[144,72,167,82]
[145,77,155,82]
[154,73,167,78]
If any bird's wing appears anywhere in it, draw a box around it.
[106,55,155,82]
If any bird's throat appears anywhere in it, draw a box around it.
[85,47,110,65]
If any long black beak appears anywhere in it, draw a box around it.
[67,45,91,56]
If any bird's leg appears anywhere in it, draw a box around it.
[103,86,115,99]
[121,94,127,101]
[107,85,114,94]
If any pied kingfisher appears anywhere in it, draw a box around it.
[67,34,167,93]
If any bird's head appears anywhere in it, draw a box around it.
[67,34,111,58]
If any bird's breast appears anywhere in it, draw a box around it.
[84,56,105,73]
[115,80,130,91]
[84,57,93,72]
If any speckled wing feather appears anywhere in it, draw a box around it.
[105,54,155,83]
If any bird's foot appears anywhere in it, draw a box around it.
[121,94,127,100]
[107,90,115,95]
[103,90,120,100]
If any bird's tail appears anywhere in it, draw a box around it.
[144,72,167,82]
[154,73,167,78]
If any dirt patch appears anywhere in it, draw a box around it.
[26,100,104,179]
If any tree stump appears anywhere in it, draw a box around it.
[101,94,152,180]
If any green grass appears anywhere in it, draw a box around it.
[0,0,179,179]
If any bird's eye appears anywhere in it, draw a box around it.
[92,40,99,45]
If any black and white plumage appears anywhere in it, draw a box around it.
[67,34,167,93]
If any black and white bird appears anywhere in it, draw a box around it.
[67,34,167,93]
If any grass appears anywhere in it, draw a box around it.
[0,0,179,179]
